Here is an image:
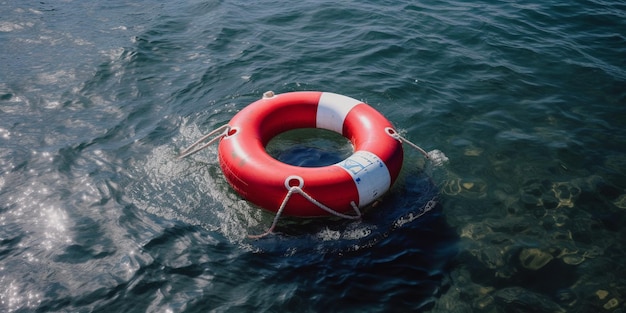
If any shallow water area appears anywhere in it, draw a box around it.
[1,0,626,312]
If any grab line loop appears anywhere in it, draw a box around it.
[249,176,362,238]
[177,124,231,159]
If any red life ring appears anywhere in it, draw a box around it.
[217,91,404,217]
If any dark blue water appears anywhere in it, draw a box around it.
[1,0,625,312]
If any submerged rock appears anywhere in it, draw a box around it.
[519,248,554,270]
[596,289,609,300]
[603,298,619,310]
[494,287,564,313]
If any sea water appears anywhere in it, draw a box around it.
[1,0,625,312]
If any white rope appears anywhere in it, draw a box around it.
[385,127,448,166]
[249,176,362,238]
[177,124,231,159]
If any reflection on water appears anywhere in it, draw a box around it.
[40,206,70,250]
[0,278,43,313]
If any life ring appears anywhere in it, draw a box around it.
[217,91,404,217]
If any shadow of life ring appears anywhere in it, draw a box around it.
[216,91,404,218]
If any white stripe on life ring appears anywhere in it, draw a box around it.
[335,150,391,206]
[316,92,361,133]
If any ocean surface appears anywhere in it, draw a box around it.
[1,0,625,312]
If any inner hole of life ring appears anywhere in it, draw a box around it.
[265,128,354,167]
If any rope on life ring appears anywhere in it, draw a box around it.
[248,175,362,239]
[384,127,449,166]
[177,124,231,159]
[178,91,446,238]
